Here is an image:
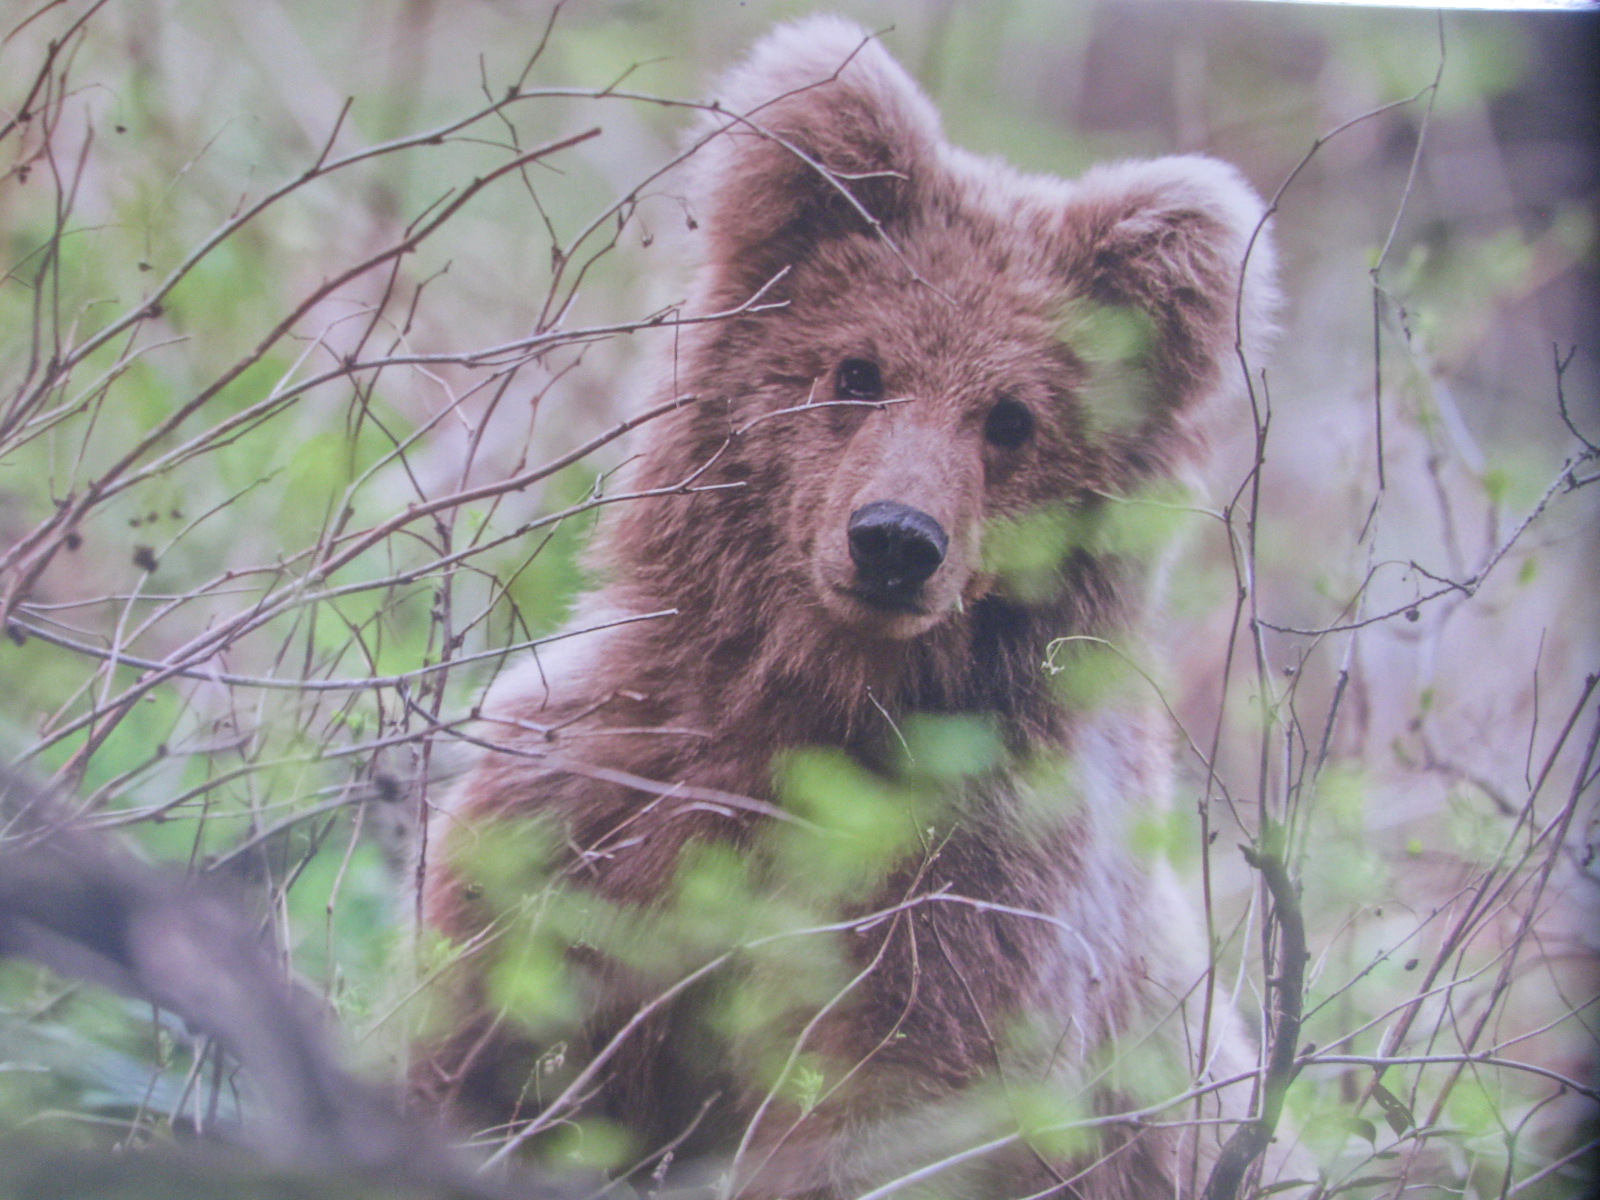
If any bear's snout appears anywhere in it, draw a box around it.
[847,500,948,603]
[811,415,979,635]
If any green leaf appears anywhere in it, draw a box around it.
[1372,1083,1415,1136]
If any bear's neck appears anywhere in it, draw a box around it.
[638,568,1129,768]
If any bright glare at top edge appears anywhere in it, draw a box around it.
[1238,0,1596,11]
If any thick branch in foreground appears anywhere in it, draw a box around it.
[0,769,592,1200]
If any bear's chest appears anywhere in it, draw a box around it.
[799,830,1081,1083]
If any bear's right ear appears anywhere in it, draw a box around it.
[687,18,943,305]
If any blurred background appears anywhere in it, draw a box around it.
[1,1,1596,1196]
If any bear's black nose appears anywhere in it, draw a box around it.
[847,500,948,599]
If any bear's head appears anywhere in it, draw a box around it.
[605,17,1275,664]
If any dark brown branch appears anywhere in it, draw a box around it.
[0,769,594,1199]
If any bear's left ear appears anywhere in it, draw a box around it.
[1058,156,1277,419]
[687,17,944,306]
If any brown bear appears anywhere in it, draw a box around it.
[415,16,1281,1199]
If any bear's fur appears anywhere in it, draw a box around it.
[416,17,1279,1199]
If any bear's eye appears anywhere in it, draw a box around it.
[984,396,1034,448]
[835,358,883,401]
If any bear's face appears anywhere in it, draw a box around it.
[752,223,1113,641]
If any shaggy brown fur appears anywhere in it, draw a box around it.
[416,17,1279,1199]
